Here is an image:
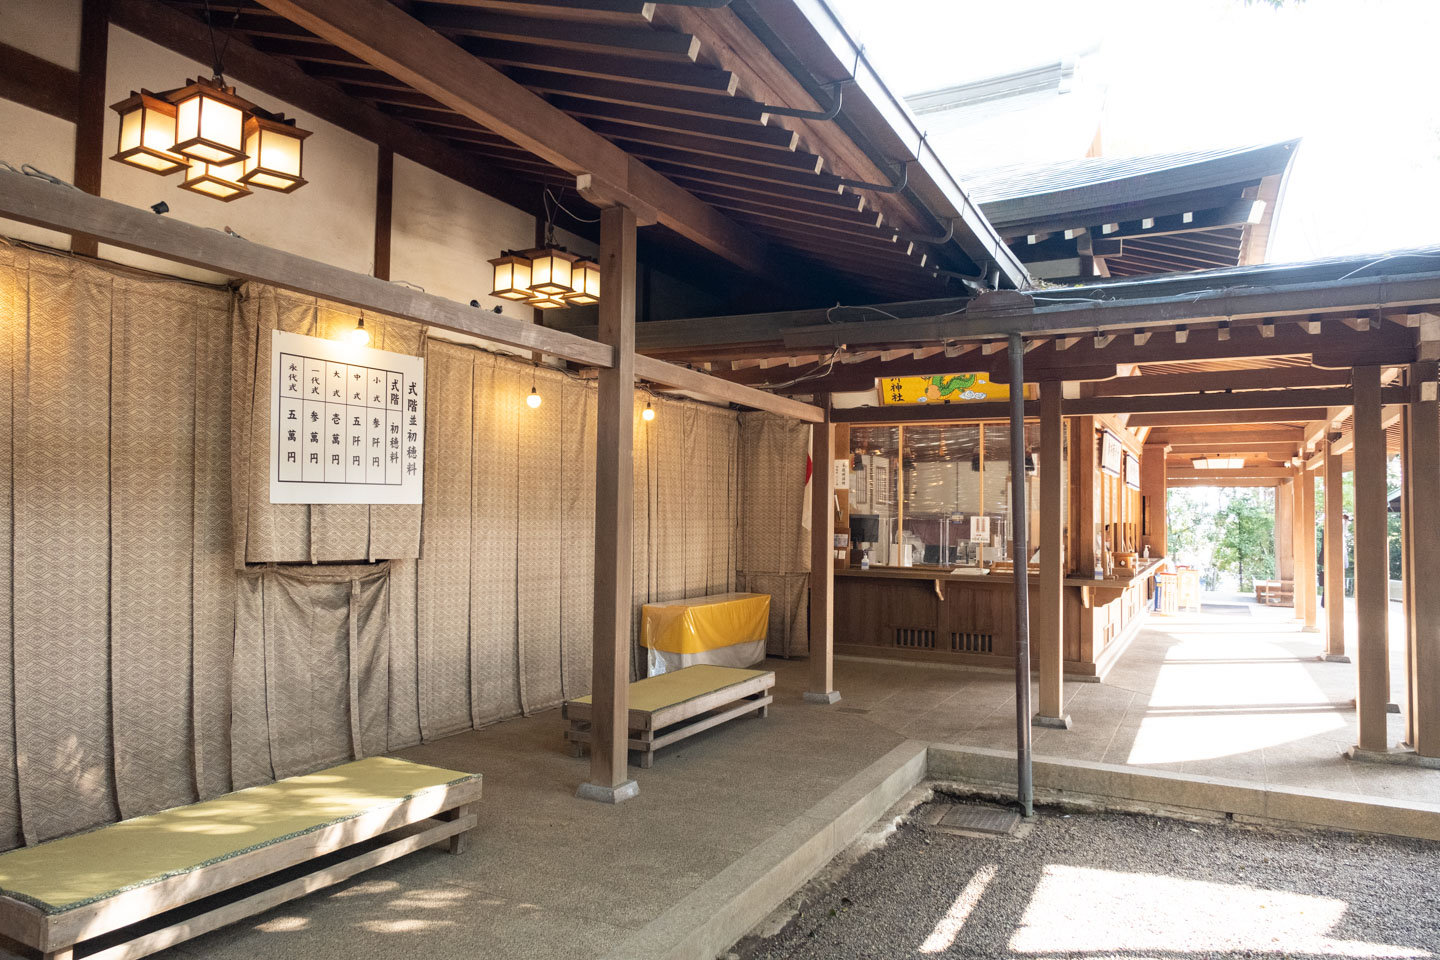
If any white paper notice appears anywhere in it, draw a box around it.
[270,329,425,505]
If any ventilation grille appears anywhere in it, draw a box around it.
[951,631,995,654]
[895,627,936,649]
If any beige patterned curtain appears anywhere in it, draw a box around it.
[737,413,811,656]
[0,246,748,851]
[0,246,235,845]
[231,284,425,565]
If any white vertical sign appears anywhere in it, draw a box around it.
[270,329,425,505]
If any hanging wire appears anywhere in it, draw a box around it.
[544,187,600,227]
[202,1,242,81]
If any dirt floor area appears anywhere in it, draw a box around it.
[734,795,1440,959]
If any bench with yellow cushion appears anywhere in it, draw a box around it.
[563,664,774,768]
[0,756,481,960]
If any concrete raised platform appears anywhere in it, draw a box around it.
[928,743,1440,843]
[600,740,927,960]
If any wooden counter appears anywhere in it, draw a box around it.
[833,559,1163,680]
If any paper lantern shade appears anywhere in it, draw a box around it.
[526,293,569,310]
[489,255,534,300]
[565,259,601,304]
[170,79,251,165]
[239,114,310,192]
[109,91,188,175]
[178,157,251,202]
[525,247,579,296]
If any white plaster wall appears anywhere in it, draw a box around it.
[389,153,535,316]
[0,0,82,69]
[98,26,377,283]
[0,99,76,250]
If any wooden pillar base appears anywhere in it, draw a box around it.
[576,780,640,804]
[803,690,841,705]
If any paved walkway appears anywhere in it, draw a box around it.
[798,596,1436,805]
[121,599,1434,960]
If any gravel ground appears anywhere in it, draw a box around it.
[736,798,1440,959]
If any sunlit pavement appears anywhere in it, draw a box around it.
[787,596,1437,805]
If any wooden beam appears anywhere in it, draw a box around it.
[1167,478,1282,488]
[0,41,80,122]
[72,0,110,258]
[1067,390,1405,418]
[254,0,780,279]
[807,405,839,703]
[419,8,696,60]
[1148,427,1304,447]
[1164,441,1301,456]
[631,356,821,422]
[372,148,393,281]
[1123,408,1331,428]
[584,204,638,802]
[1168,467,1299,480]
[780,277,1440,350]
[1352,364,1390,752]
[0,167,614,365]
[459,37,738,93]
[1086,366,1352,398]
[1323,439,1346,659]
[1037,384,1065,722]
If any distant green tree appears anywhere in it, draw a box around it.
[1212,488,1276,591]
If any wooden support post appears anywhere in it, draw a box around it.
[1322,439,1348,660]
[805,399,840,704]
[1073,417,1098,663]
[373,148,393,281]
[1298,462,1317,630]
[1036,383,1069,728]
[1139,443,1168,558]
[1275,477,1296,602]
[1351,364,1390,754]
[71,0,110,258]
[579,205,639,804]
[1407,363,1440,757]
[1401,403,1418,749]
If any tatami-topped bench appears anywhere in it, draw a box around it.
[0,756,481,960]
[563,664,774,768]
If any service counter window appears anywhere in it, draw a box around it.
[847,421,1066,569]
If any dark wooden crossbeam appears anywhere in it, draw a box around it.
[415,7,698,61]
[461,37,737,93]
[505,67,767,122]
[543,96,798,148]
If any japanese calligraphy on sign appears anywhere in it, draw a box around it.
[269,329,425,505]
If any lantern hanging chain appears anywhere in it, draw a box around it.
[202,0,242,83]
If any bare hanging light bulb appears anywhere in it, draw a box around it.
[642,400,655,421]
[349,317,370,347]
[527,386,542,409]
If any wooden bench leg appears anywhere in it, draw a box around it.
[436,803,474,855]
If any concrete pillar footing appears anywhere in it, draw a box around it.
[803,690,842,705]
[1034,714,1073,730]
[577,780,640,804]
[1321,654,1352,663]
[1346,746,1440,769]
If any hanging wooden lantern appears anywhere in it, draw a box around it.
[178,157,251,202]
[170,78,252,165]
[564,259,601,304]
[489,254,534,301]
[525,247,579,296]
[109,90,188,175]
[526,292,569,310]
[239,112,311,192]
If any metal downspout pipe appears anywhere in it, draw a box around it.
[1009,332,1034,817]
